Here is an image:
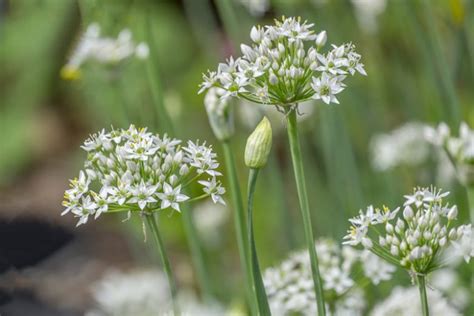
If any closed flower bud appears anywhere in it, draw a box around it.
[315,30,327,48]
[204,88,235,141]
[403,206,414,220]
[447,206,458,220]
[245,117,273,169]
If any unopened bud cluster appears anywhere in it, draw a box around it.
[61,23,149,80]
[343,187,472,275]
[62,125,225,226]
[199,16,366,106]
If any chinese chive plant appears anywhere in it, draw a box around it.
[199,16,366,315]
[61,125,226,315]
[343,187,473,316]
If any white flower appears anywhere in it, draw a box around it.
[451,224,473,263]
[311,73,345,104]
[199,17,365,107]
[157,183,188,212]
[351,0,387,34]
[62,125,225,225]
[360,250,395,284]
[344,187,472,275]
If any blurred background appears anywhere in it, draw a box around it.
[0,0,473,315]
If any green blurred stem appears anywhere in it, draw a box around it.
[181,207,214,302]
[222,140,255,313]
[467,185,474,224]
[286,108,326,316]
[145,14,174,134]
[214,0,240,43]
[247,168,271,316]
[417,274,430,316]
[146,214,180,316]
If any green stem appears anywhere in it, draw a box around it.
[145,214,180,316]
[417,274,430,316]
[222,140,255,313]
[247,168,271,316]
[145,12,174,134]
[467,185,474,225]
[286,108,326,316]
[181,207,214,302]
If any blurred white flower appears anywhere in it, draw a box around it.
[193,200,230,247]
[360,250,395,284]
[61,23,149,80]
[238,0,269,17]
[350,0,387,34]
[370,122,431,171]
[370,286,460,316]
[431,269,471,310]
[87,269,226,316]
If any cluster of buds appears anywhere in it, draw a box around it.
[199,16,366,107]
[343,187,473,276]
[61,23,149,80]
[263,238,393,315]
[62,125,225,226]
[425,122,474,185]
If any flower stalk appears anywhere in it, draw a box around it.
[222,140,255,312]
[247,168,271,315]
[416,274,429,316]
[286,107,326,316]
[146,214,180,316]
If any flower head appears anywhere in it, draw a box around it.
[344,187,473,275]
[199,17,365,107]
[263,238,393,315]
[62,125,225,226]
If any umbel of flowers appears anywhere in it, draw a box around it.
[62,124,225,226]
[343,187,473,316]
[263,238,395,316]
[199,16,366,106]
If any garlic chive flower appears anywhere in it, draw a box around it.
[61,23,149,80]
[62,125,225,226]
[343,187,473,276]
[425,122,474,185]
[199,16,366,106]
[263,238,393,315]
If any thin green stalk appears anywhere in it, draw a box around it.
[417,274,430,316]
[247,168,271,316]
[145,12,174,134]
[286,108,326,316]
[181,207,214,302]
[222,140,255,313]
[467,185,474,224]
[146,214,180,316]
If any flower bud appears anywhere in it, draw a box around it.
[315,30,327,48]
[204,88,235,142]
[403,206,414,220]
[447,206,458,220]
[245,117,273,169]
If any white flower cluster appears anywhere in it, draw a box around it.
[370,122,432,171]
[370,286,460,316]
[263,238,393,316]
[343,187,473,275]
[86,269,226,316]
[61,23,149,80]
[425,122,474,185]
[62,125,225,226]
[199,17,366,106]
